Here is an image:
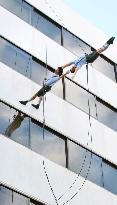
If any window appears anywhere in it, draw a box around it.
[68,141,103,187]
[0,102,30,147]
[102,161,117,194]
[0,186,29,205]
[93,55,116,82]
[0,37,31,78]
[0,185,44,205]
[68,140,117,194]
[32,9,62,44]
[0,0,31,23]
[96,100,117,132]
[62,28,91,56]
[31,59,51,86]
[65,78,97,118]
[30,119,66,167]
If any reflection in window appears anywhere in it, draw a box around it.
[0,37,31,78]
[63,28,91,56]
[0,185,43,205]
[97,101,117,132]
[32,9,61,44]
[93,55,116,82]
[0,0,31,23]
[31,60,51,86]
[102,161,117,194]
[30,119,66,167]
[68,141,103,187]
[68,140,117,194]
[65,78,97,118]
[0,102,30,147]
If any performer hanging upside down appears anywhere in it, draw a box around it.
[60,37,115,80]
[19,67,70,109]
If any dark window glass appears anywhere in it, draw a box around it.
[0,102,30,147]
[97,101,117,132]
[93,55,116,82]
[0,0,31,23]
[0,186,29,205]
[103,161,117,194]
[30,119,66,167]
[65,78,97,118]
[68,141,103,187]
[63,28,91,56]
[68,140,117,194]
[32,9,61,44]
[0,186,44,205]
[31,60,51,86]
[0,37,31,78]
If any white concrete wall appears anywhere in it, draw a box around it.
[0,62,117,166]
[26,0,117,64]
[0,6,117,109]
[0,134,117,205]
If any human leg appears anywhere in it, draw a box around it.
[19,93,38,105]
[97,37,115,53]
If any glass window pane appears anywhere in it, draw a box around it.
[63,29,91,56]
[0,37,31,78]
[97,101,117,132]
[13,192,29,205]
[30,119,66,167]
[93,56,116,82]
[65,78,97,117]
[0,102,30,147]
[32,10,61,44]
[0,0,31,23]
[68,141,103,187]
[31,60,51,86]
[103,161,117,194]
[0,186,12,205]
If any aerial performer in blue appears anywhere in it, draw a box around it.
[60,37,115,79]
[19,67,70,109]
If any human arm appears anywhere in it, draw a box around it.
[59,62,73,69]
[59,70,70,80]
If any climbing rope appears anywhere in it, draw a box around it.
[42,160,59,205]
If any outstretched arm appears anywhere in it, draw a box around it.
[60,62,73,69]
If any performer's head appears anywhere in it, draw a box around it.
[55,67,63,76]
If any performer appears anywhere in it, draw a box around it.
[60,37,115,79]
[19,67,70,109]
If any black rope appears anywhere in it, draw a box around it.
[94,95,105,187]
[42,160,59,205]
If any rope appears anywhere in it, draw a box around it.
[42,47,48,140]
[42,160,59,205]
[94,95,104,187]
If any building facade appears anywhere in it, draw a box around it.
[0,0,117,204]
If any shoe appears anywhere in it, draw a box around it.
[19,100,28,105]
[31,104,40,109]
[107,37,115,45]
